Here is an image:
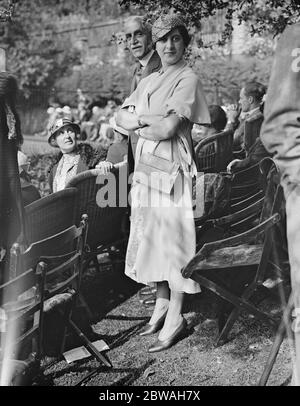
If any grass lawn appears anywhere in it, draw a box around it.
[38,260,293,387]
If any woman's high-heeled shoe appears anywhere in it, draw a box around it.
[148,318,187,352]
[139,311,167,336]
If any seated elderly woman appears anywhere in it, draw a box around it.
[47,118,105,192]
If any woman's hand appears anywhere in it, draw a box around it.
[95,161,114,174]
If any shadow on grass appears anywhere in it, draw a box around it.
[74,359,156,386]
[81,262,142,321]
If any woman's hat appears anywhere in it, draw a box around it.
[48,118,81,146]
[152,14,187,43]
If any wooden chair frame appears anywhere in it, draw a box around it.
[182,162,284,345]
[0,249,46,385]
[10,216,112,369]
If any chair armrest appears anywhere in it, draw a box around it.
[195,133,218,152]
[183,213,280,278]
[195,130,232,153]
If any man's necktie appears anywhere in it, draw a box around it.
[135,62,143,86]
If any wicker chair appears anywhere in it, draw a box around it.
[24,188,78,245]
[65,162,129,270]
[195,130,233,173]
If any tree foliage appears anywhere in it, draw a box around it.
[0,0,122,96]
[54,63,132,106]
[194,55,273,105]
[119,0,300,42]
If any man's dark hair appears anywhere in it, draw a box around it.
[243,82,266,103]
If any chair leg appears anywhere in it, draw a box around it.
[217,280,263,346]
[59,302,73,355]
[258,295,294,386]
[191,273,277,345]
[258,319,286,386]
[78,293,94,321]
[68,319,112,368]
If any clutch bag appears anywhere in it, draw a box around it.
[135,152,181,194]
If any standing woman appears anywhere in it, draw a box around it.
[116,14,210,352]
[0,72,25,282]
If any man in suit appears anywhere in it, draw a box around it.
[124,16,162,305]
[226,82,267,172]
[124,16,162,174]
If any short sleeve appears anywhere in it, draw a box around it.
[165,73,210,125]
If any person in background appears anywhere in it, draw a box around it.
[226,82,266,158]
[226,93,270,173]
[124,15,162,305]
[17,150,40,206]
[47,118,105,193]
[104,100,117,121]
[0,72,25,282]
[46,106,57,136]
[62,105,73,121]
[124,15,162,173]
[116,14,210,352]
[96,117,129,174]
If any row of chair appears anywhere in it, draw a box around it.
[0,213,114,386]
[183,157,291,385]
[0,156,291,385]
[0,164,130,385]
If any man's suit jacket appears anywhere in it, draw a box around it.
[233,109,264,154]
[231,138,270,172]
[130,50,162,94]
[128,50,162,175]
[243,110,264,153]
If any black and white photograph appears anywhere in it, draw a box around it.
[0,0,299,390]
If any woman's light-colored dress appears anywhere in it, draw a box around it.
[123,60,210,294]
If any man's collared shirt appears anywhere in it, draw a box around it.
[239,106,260,121]
[138,49,155,69]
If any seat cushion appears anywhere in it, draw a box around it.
[197,244,263,270]
[44,291,75,313]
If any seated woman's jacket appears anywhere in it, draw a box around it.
[48,142,106,193]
